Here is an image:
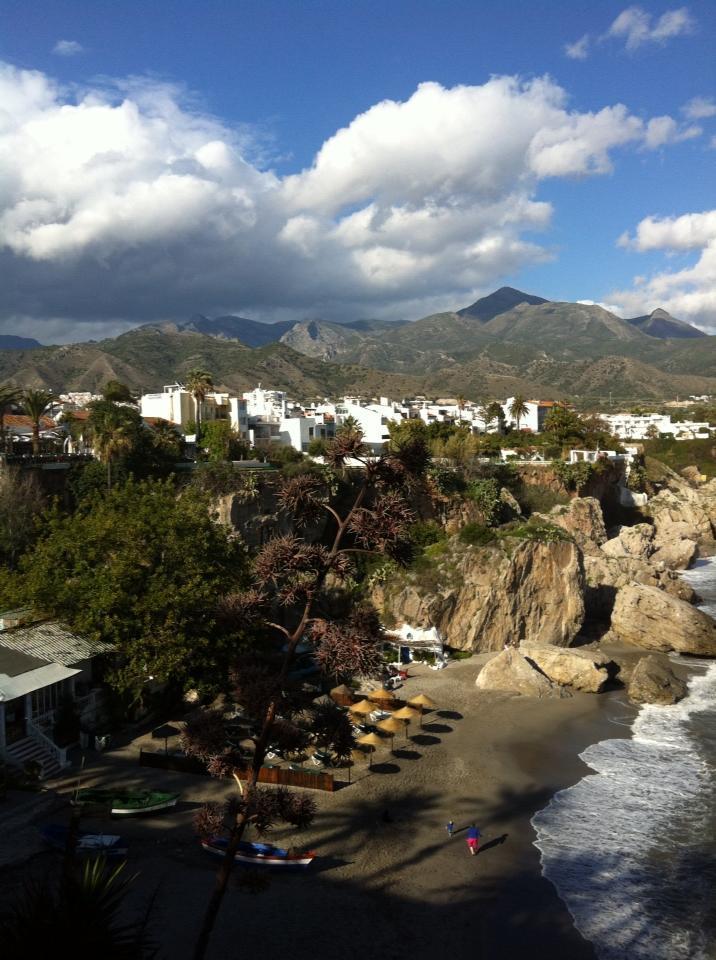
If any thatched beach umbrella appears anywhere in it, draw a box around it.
[408,693,436,727]
[368,686,395,706]
[350,699,375,716]
[392,705,420,740]
[330,683,354,706]
[378,717,404,753]
[357,731,384,768]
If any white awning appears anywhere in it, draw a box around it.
[0,663,80,702]
[387,623,443,652]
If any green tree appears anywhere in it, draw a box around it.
[0,385,21,452]
[8,479,246,699]
[21,390,59,455]
[102,380,133,404]
[88,399,142,491]
[0,471,45,567]
[508,395,530,431]
[185,369,214,454]
[200,421,247,462]
[148,419,183,460]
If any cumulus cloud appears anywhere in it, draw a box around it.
[52,39,84,57]
[611,210,716,330]
[565,35,591,60]
[682,96,716,120]
[0,61,698,340]
[643,115,701,148]
[606,6,695,51]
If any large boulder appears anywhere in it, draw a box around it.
[650,538,698,572]
[647,486,714,545]
[627,655,688,705]
[583,553,697,619]
[611,584,716,655]
[538,497,607,554]
[601,524,655,561]
[376,537,585,652]
[520,643,613,692]
[475,648,570,698]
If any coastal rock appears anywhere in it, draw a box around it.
[537,497,607,554]
[500,486,523,518]
[583,554,697,619]
[610,584,716,655]
[520,643,613,693]
[647,487,714,545]
[627,655,687,705]
[680,465,706,487]
[377,538,585,652]
[475,648,570,698]
[650,538,698,572]
[601,524,654,561]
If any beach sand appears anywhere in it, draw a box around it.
[4,658,637,960]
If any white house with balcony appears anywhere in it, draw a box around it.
[501,399,557,432]
[140,383,234,432]
[602,413,712,440]
[0,609,111,778]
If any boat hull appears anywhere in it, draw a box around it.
[41,824,128,858]
[201,838,315,869]
[72,789,179,816]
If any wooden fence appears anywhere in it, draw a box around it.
[139,748,334,792]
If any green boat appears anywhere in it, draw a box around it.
[72,787,179,816]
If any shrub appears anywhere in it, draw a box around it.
[458,523,496,546]
[465,477,502,525]
[409,521,446,549]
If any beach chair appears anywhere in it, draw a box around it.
[311,750,332,767]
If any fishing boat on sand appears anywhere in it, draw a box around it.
[201,837,316,869]
[41,823,128,858]
[72,787,179,816]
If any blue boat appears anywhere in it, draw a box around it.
[41,823,128,858]
[201,836,315,868]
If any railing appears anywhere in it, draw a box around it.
[75,689,102,722]
[26,718,70,769]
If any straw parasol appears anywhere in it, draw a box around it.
[378,717,404,753]
[408,692,436,727]
[357,731,384,768]
[330,683,353,706]
[350,699,375,716]
[368,686,395,704]
[391,705,420,740]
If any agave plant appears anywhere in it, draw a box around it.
[0,857,157,958]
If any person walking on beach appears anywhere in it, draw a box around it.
[466,824,481,856]
[446,820,454,838]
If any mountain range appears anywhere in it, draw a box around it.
[0,288,713,401]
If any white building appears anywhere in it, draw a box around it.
[327,397,409,453]
[242,386,287,420]
[501,399,557,432]
[602,413,712,440]
[140,384,247,436]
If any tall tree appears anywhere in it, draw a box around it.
[88,399,141,491]
[508,395,530,431]
[185,369,214,454]
[102,380,133,404]
[0,385,21,453]
[189,426,428,960]
[21,390,58,455]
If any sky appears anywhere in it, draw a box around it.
[0,0,714,343]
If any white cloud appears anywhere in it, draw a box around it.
[682,96,716,120]
[577,299,624,315]
[643,115,701,148]
[565,35,591,60]
[0,61,698,338]
[610,210,716,330]
[52,39,84,57]
[607,6,695,50]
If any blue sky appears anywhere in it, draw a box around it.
[0,0,714,340]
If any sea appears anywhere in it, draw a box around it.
[532,556,716,960]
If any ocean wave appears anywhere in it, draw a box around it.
[532,661,716,960]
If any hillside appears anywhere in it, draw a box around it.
[625,308,705,340]
[0,335,41,350]
[457,286,548,322]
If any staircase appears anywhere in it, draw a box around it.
[5,737,63,780]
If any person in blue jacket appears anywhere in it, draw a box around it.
[466,823,481,855]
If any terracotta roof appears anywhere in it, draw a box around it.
[66,409,90,421]
[4,414,55,430]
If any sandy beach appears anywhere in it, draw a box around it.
[2,658,637,960]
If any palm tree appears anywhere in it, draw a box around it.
[509,395,530,431]
[21,390,58,455]
[89,404,137,491]
[149,419,182,459]
[0,385,21,453]
[185,369,213,454]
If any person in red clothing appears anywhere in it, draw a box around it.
[466,823,481,855]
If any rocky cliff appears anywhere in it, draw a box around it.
[375,535,585,652]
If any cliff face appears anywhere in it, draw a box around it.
[375,537,585,652]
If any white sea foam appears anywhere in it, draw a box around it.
[532,658,716,960]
